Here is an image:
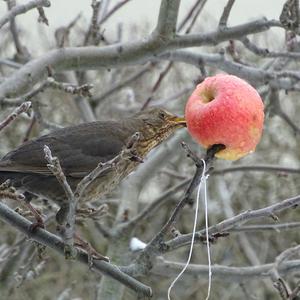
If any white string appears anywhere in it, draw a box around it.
[167,159,207,300]
[204,167,212,300]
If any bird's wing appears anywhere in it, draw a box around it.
[0,121,132,178]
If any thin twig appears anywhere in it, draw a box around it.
[219,0,236,29]
[141,62,173,110]
[0,0,50,29]
[177,0,205,32]
[0,101,31,131]
[47,77,93,97]
[268,88,300,135]
[83,0,101,46]
[92,65,151,104]
[269,245,300,299]
[37,6,49,25]
[98,0,132,25]
[230,222,300,232]
[212,165,300,175]
[0,58,22,69]
[184,0,207,34]
[6,0,28,59]
[150,257,300,282]
[125,178,190,229]
[241,37,300,59]
[143,143,225,253]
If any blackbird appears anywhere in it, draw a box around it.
[0,108,186,223]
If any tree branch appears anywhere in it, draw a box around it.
[0,18,279,99]
[153,0,181,39]
[0,201,152,297]
[0,0,51,29]
[165,194,300,251]
[151,257,300,282]
[218,0,235,29]
[0,101,31,131]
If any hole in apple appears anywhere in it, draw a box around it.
[201,88,216,103]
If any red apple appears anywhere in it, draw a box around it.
[185,74,264,160]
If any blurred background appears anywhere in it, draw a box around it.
[0,0,300,299]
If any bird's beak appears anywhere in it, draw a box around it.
[170,116,186,127]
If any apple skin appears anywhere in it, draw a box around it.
[185,74,264,160]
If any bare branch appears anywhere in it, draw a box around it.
[0,58,22,69]
[0,0,51,29]
[153,0,181,38]
[151,257,300,282]
[231,222,300,232]
[219,0,236,29]
[269,245,300,299]
[183,0,207,34]
[43,145,76,257]
[6,0,29,59]
[268,88,300,135]
[159,50,300,90]
[47,78,93,97]
[0,101,31,131]
[0,201,152,297]
[241,37,300,59]
[141,62,173,110]
[0,18,279,99]
[83,0,101,46]
[165,194,300,251]
[141,143,225,258]
[178,0,206,32]
[212,165,300,175]
[126,178,190,229]
[98,0,132,25]
[92,65,151,104]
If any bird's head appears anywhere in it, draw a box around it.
[131,107,186,152]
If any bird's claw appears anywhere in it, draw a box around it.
[29,219,45,232]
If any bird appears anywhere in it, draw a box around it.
[0,107,186,224]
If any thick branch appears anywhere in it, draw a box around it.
[0,201,152,297]
[0,18,279,98]
[159,50,300,89]
[153,0,181,38]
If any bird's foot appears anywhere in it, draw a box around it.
[24,201,45,231]
[76,204,109,222]
[16,196,45,231]
[74,233,110,266]
[127,148,143,163]
[29,219,45,232]
[0,181,45,231]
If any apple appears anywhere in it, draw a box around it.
[185,74,264,160]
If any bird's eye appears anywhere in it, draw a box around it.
[159,111,166,119]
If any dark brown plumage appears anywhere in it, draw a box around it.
[0,108,186,223]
